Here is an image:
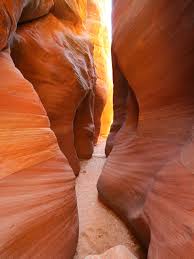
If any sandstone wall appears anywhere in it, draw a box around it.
[0,48,78,258]
[0,0,99,257]
[98,1,194,258]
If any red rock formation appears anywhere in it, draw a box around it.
[0,49,78,258]
[87,0,113,143]
[0,0,54,51]
[11,1,96,175]
[53,0,86,26]
[98,0,194,258]
[19,0,54,23]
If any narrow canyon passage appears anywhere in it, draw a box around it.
[2,1,194,258]
[74,139,142,259]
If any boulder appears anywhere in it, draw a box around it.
[0,49,78,258]
[98,0,194,258]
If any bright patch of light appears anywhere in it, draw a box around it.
[106,0,112,41]
[99,0,113,137]
[101,0,112,42]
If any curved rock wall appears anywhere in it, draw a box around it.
[98,0,194,258]
[11,12,96,175]
[5,0,97,176]
[0,0,100,257]
[0,49,78,258]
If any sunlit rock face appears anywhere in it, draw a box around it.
[98,0,194,258]
[11,0,96,175]
[87,0,112,143]
[0,49,78,258]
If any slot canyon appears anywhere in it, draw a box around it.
[1,0,194,258]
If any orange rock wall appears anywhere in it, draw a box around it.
[0,0,113,257]
[87,0,113,141]
[0,49,78,258]
[11,11,96,175]
[98,0,194,258]
[0,0,98,257]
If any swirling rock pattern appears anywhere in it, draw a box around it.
[0,49,78,258]
[0,0,99,257]
[98,0,194,258]
[0,0,54,51]
[11,12,96,175]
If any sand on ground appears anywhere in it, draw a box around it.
[74,139,142,259]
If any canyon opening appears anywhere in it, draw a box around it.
[1,1,194,259]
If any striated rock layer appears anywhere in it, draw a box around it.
[0,49,78,258]
[0,0,54,51]
[0,0,112,258]
[11,11,96,175]
[98,0,194,258]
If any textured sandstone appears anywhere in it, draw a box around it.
[85,245,137,259]
[0,0,54,51]
[19,0,54,23]
[0,0,22,50]
[0,49,78,258]
[87,0,112,142]
[98,0,194,258]
[53,0,87,26]
[11,12,96,175]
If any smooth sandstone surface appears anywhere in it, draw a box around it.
[85,245,137,259]
[11,13,96,175]
[0,49,78,258]
[98,0,194,258]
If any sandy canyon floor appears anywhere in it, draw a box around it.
[74,139,142,259]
